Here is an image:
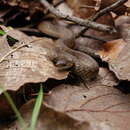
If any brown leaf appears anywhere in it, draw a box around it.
[66,0,97,18]
[99,18,130,80]
[125,0,130,7]
[0,36,11,59]
[56,2,73,16]
[115,15,130,29]
[0,27,68,94]
[43,68,130,130]
[99,39,126,61]
[8,100,91,130]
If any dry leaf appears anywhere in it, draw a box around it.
[99,39,130,80]
[125,0,130,7]
[43,68,130,130]
[66,0,97,18]
[0,36,11,59]
[8,100,92,130]
[99,39,126,61]
[99,17,130,81]
[0,27,68,94]
[56,2,73,16]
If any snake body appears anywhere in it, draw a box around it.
[38,21,99,83]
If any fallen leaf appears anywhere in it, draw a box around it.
[43,68,130,130]
[125,0,130,7]
[0,26,68,94]
[99,17,130,81]
[56,2,73,16]
[99,39,130,80]
[66,0,97,18]
[8,100,91,130]
[99,39,126,61]
[0,36,11,59]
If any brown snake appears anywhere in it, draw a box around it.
[38,21,99,85]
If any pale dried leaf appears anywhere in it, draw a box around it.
[0,27,68,94]
[125,0,130,7]
[56,3,73,16]
[0,36,11,59]
[8,100,91,130]
[43,68,130,130]
[99,18,130,81]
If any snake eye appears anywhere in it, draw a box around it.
[54,59,74,71]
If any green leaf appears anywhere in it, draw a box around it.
[0,30,6,36]
[29,85,44,130]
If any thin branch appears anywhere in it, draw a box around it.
[40,0,116,33]
[0,43,27,63]
[92,0,128,21]
[78,0,127,37]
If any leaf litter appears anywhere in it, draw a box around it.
[0,0,129,130]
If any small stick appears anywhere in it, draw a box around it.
[78,0,127,37]
[40,0,116,33]
[93,0,128,21]
[0,43,27,63]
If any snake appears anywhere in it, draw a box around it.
[38,21,99,85]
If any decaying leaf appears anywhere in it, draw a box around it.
[125,0,130,7]
[0,1,130,129]
[99,16,130,81]
[43,68,130,130]
[99,39,126,60]
[0,26,68,94]
[0,36,11,59]
[8,100,91,130]
[66,0,97,18]
[99,39,130,80]
[56,2,73,16]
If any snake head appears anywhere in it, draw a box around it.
[52,57,74,71]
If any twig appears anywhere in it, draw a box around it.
[78,0,127,37]
[0,43,27,63]
[93,0,128,21]
[40,0,116,33]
